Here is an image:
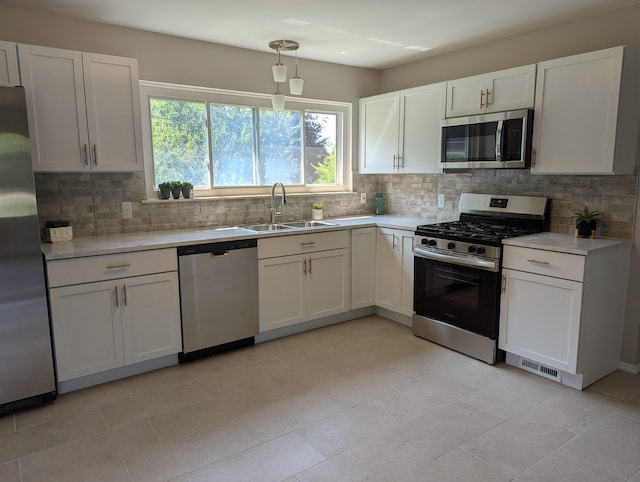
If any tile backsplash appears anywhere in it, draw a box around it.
[35,169,637,239]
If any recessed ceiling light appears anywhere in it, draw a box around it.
[340,51,348,55]
[282,18,311,26]
[405,45,432,52]
[367,38,404,47]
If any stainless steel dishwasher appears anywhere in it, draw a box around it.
[178,239,258,362]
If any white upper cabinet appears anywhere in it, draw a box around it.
[18,44,143,172]
[0,41,19,86]
[531,46,640,175]
[359,82,446,174]
[446,64,536,117]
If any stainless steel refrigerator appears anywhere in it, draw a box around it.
[0,85,56,413]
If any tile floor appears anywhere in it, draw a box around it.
[1,315,640,481]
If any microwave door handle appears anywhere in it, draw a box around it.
[495,120,504,162]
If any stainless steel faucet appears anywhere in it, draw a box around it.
[270,182,287,224]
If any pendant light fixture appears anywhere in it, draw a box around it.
[269,39,303,110]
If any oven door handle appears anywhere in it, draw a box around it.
[495,120,503,162]
[414,246,499,272]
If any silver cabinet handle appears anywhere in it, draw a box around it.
[501,275,506,294]
[392,234,398,250]
[123,285,128,306]
[106,263,131,269]
[480,90,485,108]
[308,257,312,275]
[485,89,491,107]
[83,144,89,166]
[114,286,119,308]
[300,242,316,247]
[92,144,98,165]
[303,258,307,275]
[526,259,550,266]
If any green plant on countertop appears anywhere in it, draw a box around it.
[312,203,323,210]
[573,206,602,224]
[44,219,71,228]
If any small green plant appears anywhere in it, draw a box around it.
[181,182,193,189]
[45,219,71,228]
[573,206,602,224]
[158,181,172,190]
[312,203,323,210]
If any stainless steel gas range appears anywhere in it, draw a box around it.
[412,193,548,364]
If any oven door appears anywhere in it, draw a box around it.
[413,253,500,339]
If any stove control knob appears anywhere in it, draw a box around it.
[428,239,437,247]
[447,242,456,250]
[476,247,486,255]
[468,245,477,253]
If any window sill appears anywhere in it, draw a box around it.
[142,191,356,204]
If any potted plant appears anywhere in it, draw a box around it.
[158,182,172,199]
[181,182,194,199]
[44,219,73,243]
[574,205,601,238]
[311,203,323,220]
[170,181,182,199]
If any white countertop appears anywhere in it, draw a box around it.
[42,215,439,260]
[502,232,630,255]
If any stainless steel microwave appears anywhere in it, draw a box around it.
[441,109,534,170]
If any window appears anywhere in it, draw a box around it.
[140,82,350,198]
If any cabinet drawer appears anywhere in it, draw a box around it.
[258,230,349,259]
[503,246,585,282]
[47,248,178,287]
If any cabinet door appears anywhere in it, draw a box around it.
[399,231,415,316]
[486,65,536,113]
[446,74,487,117]
[259,255,306,331]
[351,227,377,309]
[399,83,446,173]
[531,46,637,175]
[0,41,19,86]
[18,44,89,171]
[121,272,182,365]
[499,268,582,373]
[83,53,143,172]
[306,248,349,320]
[376,228,401,311]
[358,92,400,173]
[49,281,124,381]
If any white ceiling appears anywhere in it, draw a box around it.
[3,0,639,68]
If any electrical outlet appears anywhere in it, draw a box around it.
[437,194,445,208]
[122,201,133,219]
[360,193,367,204]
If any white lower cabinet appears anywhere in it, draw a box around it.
[351,227,377,309]
[47,249,181,381]
[499,241,630,389]
[258,231,349,332]
[376,228,414,316]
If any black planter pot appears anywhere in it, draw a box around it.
[576,220,597,236]
[182,187,192,199]
[159,187,171,199]
[171,187,182,199]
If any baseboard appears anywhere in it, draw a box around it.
[619,361,640,375]
[375,306,412,326]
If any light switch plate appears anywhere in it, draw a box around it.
[360,193,366,204]
[122,201,133,219]
[437,194,445,208]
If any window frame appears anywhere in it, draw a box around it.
[139,80,352,199]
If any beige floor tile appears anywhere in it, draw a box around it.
[589,370,640,401]
[148,388,264,442]
[398,448,511,482]
[443,359,519,390]
[514,449,624,482]
[197,357,294,397]
[393,341,473,379]
[168,477,188,482]
[15,380,133,430]
[462,416,576,477]
[186,432,324,482]
[20,419,160,482]
[630,470,640,482]
[351,375,477,430]
[212,337,299,370]
[0,408,106,464]
[276,339,364,372]
[519,385,623,434]
[296,431,427,482]
[63,458,133,482]
[0,413,15,434]
[616,393,640,422]
[564,412,640,479]
[100,379,210,429]
[122,359,220,397]
[461,370,564,419]
[392,400,506,459]
[0,460,20,482]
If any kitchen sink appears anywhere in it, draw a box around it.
[282,220,337,228]
[243,223,295,231]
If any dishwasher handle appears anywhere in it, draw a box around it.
[178,238,257,256]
